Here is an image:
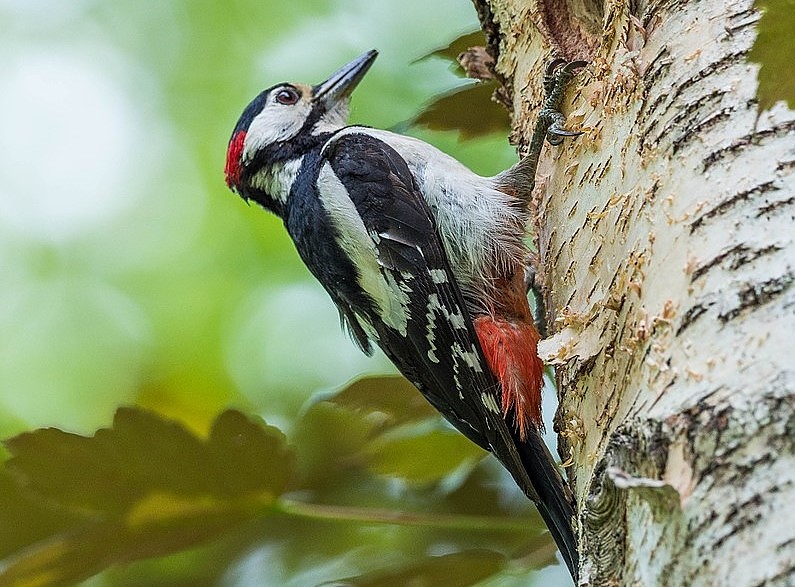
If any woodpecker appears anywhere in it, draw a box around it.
[225,50,584,578]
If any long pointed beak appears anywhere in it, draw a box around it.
[313,49,378,107]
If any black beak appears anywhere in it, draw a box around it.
[313,49,378,107]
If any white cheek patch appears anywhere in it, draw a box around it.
[243,101,312,162]
[316,162,410,336]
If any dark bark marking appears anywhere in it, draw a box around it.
[724,5,760,35]
[643,51,748,140]
[676,301,714,335]
[641,46,672,90]
[756,195,795,219]
[589,243,604,270]
[640,91,724,154]
[691,244,783,281]
[718,273,794,322]
[751,564,795,587]
[690,181,779,233]
[703,120,795,171]
[671,106,734,154]
[776,159,795,173]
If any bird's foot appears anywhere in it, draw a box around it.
[536,59,588,147]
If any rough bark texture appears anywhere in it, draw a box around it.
[473,0,795,585]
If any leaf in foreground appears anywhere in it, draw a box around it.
[750,0,795,111]
[0,408,294,586]
[327,550,506,587]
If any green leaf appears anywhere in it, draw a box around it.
[328,550,507,587]
[0,408,295,586]
[292,400,376,488]
[364,429,485,485]
[206,409,295,498]
[5,408,294,511]
[328,375,437,429]
[750,0,795,110]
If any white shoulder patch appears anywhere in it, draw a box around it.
[316,163,410,336]
[329,127,528,304]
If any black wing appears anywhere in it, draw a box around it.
[320,132,578,576]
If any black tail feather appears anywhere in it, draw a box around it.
[514,430,579,580]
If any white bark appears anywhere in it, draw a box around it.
[475,0,795,584]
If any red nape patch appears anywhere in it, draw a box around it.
[224,130,246,189]
[474,315,545,439]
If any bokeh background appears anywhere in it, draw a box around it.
[0,0,518,439]
[0,0,570,585]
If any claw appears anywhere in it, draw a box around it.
[547,132,581,146]
[508,59,586,200]
[560,60,588,75]
[545,58,569,75]
[547,125,584,145]
[548,126,584,137]
[543,58,569,93]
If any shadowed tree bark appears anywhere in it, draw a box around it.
[471,0,795,584]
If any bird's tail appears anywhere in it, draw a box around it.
[514,428,579,580]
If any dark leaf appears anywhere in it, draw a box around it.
[0,469,80,559]
[328,375,436,429]
[0,408,295,586]
[312,376,486,486]
[206,409,294,498]
[5,408,208,513]
[292,400,376,488]
[411,82,510,139]
[414,30,486,64]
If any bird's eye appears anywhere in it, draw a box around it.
[275,88,300,105]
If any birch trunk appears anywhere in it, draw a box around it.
[472,0,795,584]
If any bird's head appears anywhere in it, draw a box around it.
[225,49,377,208]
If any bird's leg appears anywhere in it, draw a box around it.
[493,59,587,200]
[517,60,587,338]
[524,59,588,183]
[525,265,549,339]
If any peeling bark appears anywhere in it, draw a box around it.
[473,0,795,584]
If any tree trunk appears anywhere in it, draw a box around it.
[472,0,795,584]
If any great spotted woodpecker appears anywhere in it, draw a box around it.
[225,49,584,577]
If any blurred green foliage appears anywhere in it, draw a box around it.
[0,0,569,585]
[750,0,795,111]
